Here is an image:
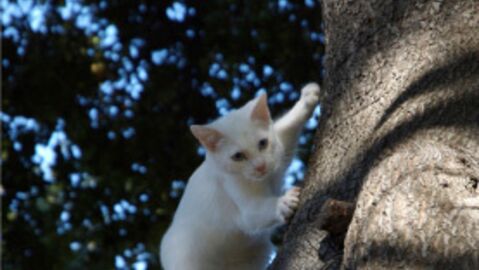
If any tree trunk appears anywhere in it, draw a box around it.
[271,0,479,269]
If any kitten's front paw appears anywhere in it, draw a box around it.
[300,82,320,108]
[277,187,301,223]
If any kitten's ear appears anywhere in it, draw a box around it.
[251,93,271,126]
[190,125,223,152]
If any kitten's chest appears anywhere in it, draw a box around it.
[188,177,239,225]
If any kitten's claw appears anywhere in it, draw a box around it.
[300,82,320,108]
[277,187,301,223]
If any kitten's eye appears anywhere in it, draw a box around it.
[258,138,268,150]
[231,152,246,161]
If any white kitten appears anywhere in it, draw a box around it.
[160,83,320,270]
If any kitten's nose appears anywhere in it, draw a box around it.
[255,162,267,174]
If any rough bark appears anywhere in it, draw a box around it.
[271,0,479,269]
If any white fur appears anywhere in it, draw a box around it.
[160,83,320,270]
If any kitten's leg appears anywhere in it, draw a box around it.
[225,181,301,233]
[274,83,320,155]
[235,196,283,233]
[164,255,221,270]
[277,186,301,222]
[239,187,300,232]
[162,255,200,270]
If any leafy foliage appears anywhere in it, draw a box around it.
[2,0,323,268]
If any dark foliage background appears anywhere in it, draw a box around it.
[1,0,323,268]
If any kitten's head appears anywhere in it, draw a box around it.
[191,94,283,181]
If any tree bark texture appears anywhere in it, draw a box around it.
[272,0,479,269]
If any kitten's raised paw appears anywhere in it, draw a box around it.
[300,82,320,108]
[277,187,301,223]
